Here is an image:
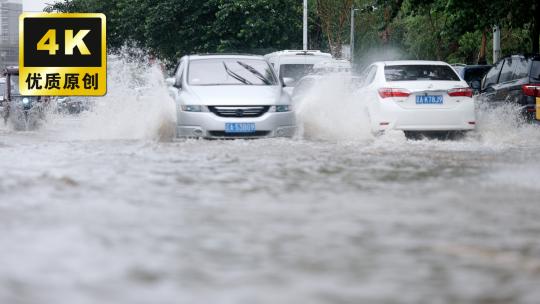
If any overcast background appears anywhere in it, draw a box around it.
[23,0,54,12]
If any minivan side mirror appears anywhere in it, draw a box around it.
[282,77,295,87]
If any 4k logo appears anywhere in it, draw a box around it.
[19,13,107,96]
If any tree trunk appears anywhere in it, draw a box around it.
[533,4,539,53]
[478,29,487,65]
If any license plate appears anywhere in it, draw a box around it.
[416,95,443,104]
[536,98,540,120]
[225,123,256,133]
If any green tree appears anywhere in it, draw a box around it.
[47,0,308,63]
[315,0,353,57]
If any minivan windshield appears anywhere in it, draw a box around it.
[531,60,540,80]
[188,58,278,86]
[385,65,460,81]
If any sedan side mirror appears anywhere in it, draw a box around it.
[282,77,295,87]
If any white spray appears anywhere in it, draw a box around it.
[75,55,176,141]
[295,73,373,142]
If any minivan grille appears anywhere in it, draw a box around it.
[209,106,270,118]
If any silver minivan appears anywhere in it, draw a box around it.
[168,54,296,138]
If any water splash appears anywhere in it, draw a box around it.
[295,74,373,142]
[474,100,540,148]
[295,79,540,150]
[74,55,176,141]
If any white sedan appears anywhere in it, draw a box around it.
[357,61,476,139]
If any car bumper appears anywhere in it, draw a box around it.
[372,102,476,132]
[176,111,296,138]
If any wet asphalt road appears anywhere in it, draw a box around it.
[1,112,540,304]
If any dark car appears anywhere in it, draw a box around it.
[479,54,540,121]
[452,64,492,94]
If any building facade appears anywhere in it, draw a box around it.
[0,0,22,68]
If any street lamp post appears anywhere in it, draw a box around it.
[350,8,359,63]
[303,0,308,50]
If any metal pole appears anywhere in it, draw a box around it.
[350,8,355,62]
[303,0,308,50]
[493,25,501,63]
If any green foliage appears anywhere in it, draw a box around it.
[47,0,304,63]
[48,0,539,65]
[351,0,538,64]
[213,0,303,52]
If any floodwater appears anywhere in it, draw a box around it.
[1,60,540,304]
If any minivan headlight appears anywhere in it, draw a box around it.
[274,105,291,112]
[181,105,204,112]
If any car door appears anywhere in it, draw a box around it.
[509,57,532,107]
[480,60,504,104]
[491,58,517,105]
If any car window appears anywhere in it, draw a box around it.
[512,58,530,80]
[483,60,504,89]
[499,58,515,83]
[531,60,540,80]
[463,66,491,83]
[175,60,185,86]
[188,58,278,86]
[280,64,314,84]
[384,65,460,81]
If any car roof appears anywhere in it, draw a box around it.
[380,60,450,66]
[188,54,266,61]
[496,54,540,64]
[503,53,540,59]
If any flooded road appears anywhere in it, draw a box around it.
[1,62,540,304]
[2,116,540,304]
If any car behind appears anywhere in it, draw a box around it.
[479,54,540,121]
[452,64,492,94]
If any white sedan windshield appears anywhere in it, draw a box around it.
[189,59,277,86]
